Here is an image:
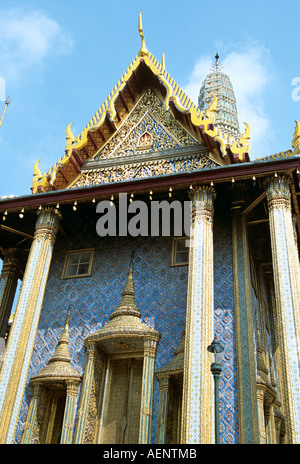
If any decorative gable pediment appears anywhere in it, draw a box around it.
[94,89,199,161]
[72,90,219,188]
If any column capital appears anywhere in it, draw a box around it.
[264,175,292,210]
[35,207,61,242]
[144,336,158,358]
[66,380,80,396]
[188,185,216,224]
[188,184,216,203]
[1,248,19,274]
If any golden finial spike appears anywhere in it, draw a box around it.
[0,97,10,129]
[65,122,75,148]
[292,120,300,150]
[138,11,148,57]
[162,51,166,69]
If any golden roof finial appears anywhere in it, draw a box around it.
[162,51,166,69]
[138,11,148,57]
[292,120,300,151]
[0,97,10,129]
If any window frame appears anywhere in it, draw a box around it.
[61,248,94,279]
[171,237,189,266]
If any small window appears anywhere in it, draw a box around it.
[171,238,189,266]
[62,249,94,278]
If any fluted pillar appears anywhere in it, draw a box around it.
[265,174,300,443]
[61,381,80,444]
[181,185,215,444]
[0,207,61,443]
[73,342,96,443]
[139,336,158,444]
[0,248,20,338]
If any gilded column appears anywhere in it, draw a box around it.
[73,342,96,443]
[265,174,300,443]
[181,185,215,444]
[61,381,80,444]
[231,183,259,443]
[139,336,158,444]
[0,207,61,443]
[0,248,20,338]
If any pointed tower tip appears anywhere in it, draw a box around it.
[110,252,141,319]
[138,11,149,57]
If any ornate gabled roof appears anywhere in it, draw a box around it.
[31,12,252,195]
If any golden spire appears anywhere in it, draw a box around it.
[110,251,141,319]
[49,309,71,363]
[0,97,10,129]
[162,51,166,69]
[30,308,81,384]
[138,11,148,57]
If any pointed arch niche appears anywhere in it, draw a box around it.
[74,254,161,444]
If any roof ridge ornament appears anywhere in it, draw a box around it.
[210,53,223,73]
[138,11,148,57]
[292,120,300,154]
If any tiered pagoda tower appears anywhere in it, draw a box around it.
[198,54,240,138]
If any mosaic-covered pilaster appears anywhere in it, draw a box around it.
[139,336,158,444]
[181,185,215,444]
[61,381,80,444]
[21,383,41,444]
[265,174,300,443]
[0,207,61,443]
[73,342,96,443]
[231,184,259,443]
[0,248,20,338]
[156,375,169,444]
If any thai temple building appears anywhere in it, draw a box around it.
[0,13,300,445]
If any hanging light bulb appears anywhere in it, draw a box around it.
[210,181,214,186]
[73,201,77,211]
[38,205,42,210]
[19,208,24,218]
[92,198,96,203]
[169,187,172,198]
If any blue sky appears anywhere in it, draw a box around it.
[0,0,299,197]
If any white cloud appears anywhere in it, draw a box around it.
[183,44,274,158]
[0,8,73,84]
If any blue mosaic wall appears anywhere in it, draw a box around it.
[214,210,239,444]
[15,206,238,444]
